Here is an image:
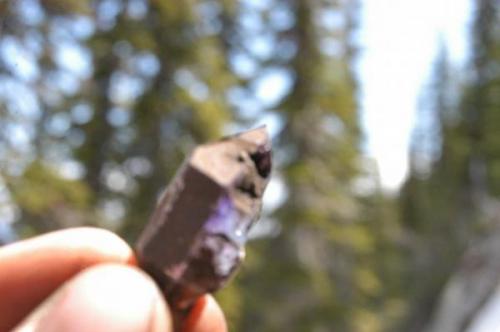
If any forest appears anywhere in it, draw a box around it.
[0,0,499,331]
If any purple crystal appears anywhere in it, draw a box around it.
[204,195,253,245]
[135,127,271,311]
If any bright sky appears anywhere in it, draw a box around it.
[468,283,500,332]
[358,0,471,190]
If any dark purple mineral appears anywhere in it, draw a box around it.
[135,127,271,312]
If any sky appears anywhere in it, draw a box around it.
[358,0,472,190]
[468,284,500,332]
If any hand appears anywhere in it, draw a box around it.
[0,228,227,332]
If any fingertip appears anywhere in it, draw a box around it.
[151,294,172,332]
[183,295,227,332]
[0,227,133,263]
[15,264,172,332]
[54,227,134,264]
[0,228,135,331]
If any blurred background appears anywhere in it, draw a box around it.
[0,0,499,331]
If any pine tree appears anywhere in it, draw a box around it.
[229,1,385,330]
[399,0,500,330]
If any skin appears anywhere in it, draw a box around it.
[0,228,227,332]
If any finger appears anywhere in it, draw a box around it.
[0,227,134,331]
[183,295,228,332]
[14,264,172,332]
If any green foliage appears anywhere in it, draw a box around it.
[10,162,90,214]
[7,162,93,236]
[397,0,500,329]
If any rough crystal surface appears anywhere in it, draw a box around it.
[135,127,271,310]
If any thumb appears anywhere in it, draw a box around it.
[14,264,172,332]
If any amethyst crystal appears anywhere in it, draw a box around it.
[135,127,271,311]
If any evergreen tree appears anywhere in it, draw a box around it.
[228,1,388,330]
[399,0,500,330]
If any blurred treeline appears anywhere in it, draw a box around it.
[0,0,498,331]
